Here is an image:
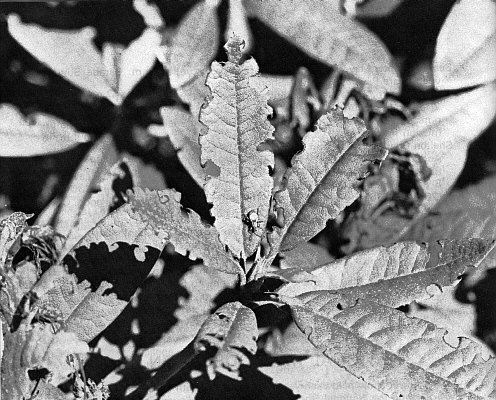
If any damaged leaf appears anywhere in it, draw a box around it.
[274,238,495,307]
[195,301,258,380]
[271,109,387,253]
[200,35,275,258]
[286,294,496,399]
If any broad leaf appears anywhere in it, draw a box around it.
[403,175,496,267]
[8,15,160,104]
[2,315,88,399]
[199,35,275,258]
[380,83,496,231]
[8,14,121,105]
[0,104,90,157]
[286,294,496,399]
[274,239,495,307]
[35,188,242,342]
[246,0,401,97]
[433,0,496,90]
[166,0,220,89]
[271,109,387,253]
[195,301,258,380]
[55,134,119,238]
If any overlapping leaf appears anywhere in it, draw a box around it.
[8,15,160,104]
[271,109,387,253]
[35,188,242,342]
[380,83,496,228]
[165,0,220,89]
[199,35,275,258]
[433,0,496,90]
[0,104,90,157]
[0,212,32,270]
[246,0,401,97]
[274,239,494,307]
[286,293,496,399]
[195,301,258,380]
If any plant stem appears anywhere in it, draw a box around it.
[124,340,197,400]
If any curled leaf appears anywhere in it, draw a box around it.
[0,104,90,157]
[0,212,33,270]
[271,109,387,253]
[195,301,258,380]
[434,0,496,90]
[200,35,275,258]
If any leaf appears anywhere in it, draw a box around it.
[166,0,220,89]
[380,83,496,226]
[55,134,119,238]
[156,106,218,186]
[225,0,253,54]
[199,35,275,258]
[354,0,404,18]
[403,175,496,267]
[279,242,334,270]
[271,109,387,253]
[246,0,401,97]
[286,294,496,399]
[0,104,90,157]
[2,315,88,399]
[433,0,496,90]
[194,301,258,380]
[7,14,122,105]
[274,239,495,308]
[0,212,32,270]
[102,27,162,98]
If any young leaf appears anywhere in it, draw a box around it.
[271,109,387,253]
[166,0,220,89]
[199,35,275,258]
[0,212,32,270]
[0,104,90,157]
[7,14,122,105]
[274,239,495,307]
[433,0,496,90]
[286,294,496,399]
[380,83,496,227]
[55,134,119,238]
[195,301,258,380]
[245,0,401,97]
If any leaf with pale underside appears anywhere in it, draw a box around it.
[245,0,400,98]
[166,0,220,89]
[271,109,387,253]
[286,293,496,399]
[195,301,258,380]
[273,239,495,308]
[34,188,242,343]
[0,104,90,157]
[380,83,496,234]
[433,0,496,90]
[199,35,275,258]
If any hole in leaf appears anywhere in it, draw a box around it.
[336,303,343,310]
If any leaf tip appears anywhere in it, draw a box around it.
[224,34,245,64]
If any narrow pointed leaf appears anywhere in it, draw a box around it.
[7,14,122,105]
[434,0,496,90]
[195,301,258,380]
[287,294,496,399]
[381,83,496,225]
[274,239,495,307]
[0,104,90,157]
[167,0,220,89]
[200,36,275,258]
[55,134,119,238]
[246,0,401,97]
[271,109,387,253]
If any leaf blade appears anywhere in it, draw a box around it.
[200,36,275,258]
[272,109,387,253]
